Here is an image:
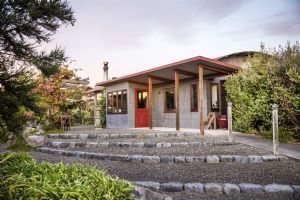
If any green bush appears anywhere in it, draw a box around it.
[225,42,300,142]
[0,153,134,200]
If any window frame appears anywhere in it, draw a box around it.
[210,83,219,112]
[107,89,127,114]
[190,84,198,112]
[164,88,176,113]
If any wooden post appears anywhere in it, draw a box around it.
[175,70,180,130]
[213,112,217,129]
[272,104,279,156]
[148,76,153,129]
[227,102,233,142]
[198,64,204,135]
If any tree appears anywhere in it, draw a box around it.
[0,0,75,135]
[225,42,300,142]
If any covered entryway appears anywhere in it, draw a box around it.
[135,89,149,127]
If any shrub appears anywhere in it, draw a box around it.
[225,42,300,142]
[0,153,134,200]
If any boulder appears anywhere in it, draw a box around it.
[26,135,47,147]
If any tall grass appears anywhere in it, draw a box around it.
[0,153,134,199]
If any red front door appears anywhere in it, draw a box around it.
[135,89,149,127]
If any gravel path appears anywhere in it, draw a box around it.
[60,143,271,156]
[30,152,300,185]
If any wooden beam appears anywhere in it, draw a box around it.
[148,76,153,129]
[175,70,180,130]
[149,75,173,83]
[204,72,225,79]
[202,65,232,74]
[174,69,198,77]
[199,64,205,135]
[128,80,148,86]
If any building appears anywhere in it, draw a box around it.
[96,52,254,133]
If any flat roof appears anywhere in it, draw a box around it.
[96,55,241,86]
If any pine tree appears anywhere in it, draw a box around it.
[0,0,75,135]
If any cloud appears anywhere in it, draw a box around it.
[69,0,249,49]
[261,12,300,36]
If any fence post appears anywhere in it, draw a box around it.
[227,102,233,142]
[272,104,279,156]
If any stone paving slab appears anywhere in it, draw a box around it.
[36,147,289,164]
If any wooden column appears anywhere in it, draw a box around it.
[148,76,153,129]
[175,70,180,130]
[198,64,204,135]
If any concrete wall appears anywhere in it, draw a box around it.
[152,80,210,129]
[106,82,129,128]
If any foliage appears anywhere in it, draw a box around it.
[0,0,75,135]
[225,42,300,142]
[99,96,107,128]
[35,67,76,128]
[71,109,93,125]
[7,135,32,152]
[0,153,135,200]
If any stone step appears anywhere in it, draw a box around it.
[47,140,236,149]
[47,132,200,139]
[135,181,299,198]
[36,147,288,164]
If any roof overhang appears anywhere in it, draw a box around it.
[96,55,241,87]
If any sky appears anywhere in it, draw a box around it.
[43,0,300,86]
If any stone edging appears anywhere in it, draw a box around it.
[134,186,172,200]
[135,181,300,198]
[36,147,289,164]
[47,141,235,149]
[47,132,200,139]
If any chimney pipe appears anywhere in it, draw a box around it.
[103,61,108,81]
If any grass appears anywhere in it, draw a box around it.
[45,129,65,134]
[7,135,32,152]
[0,153,135,200]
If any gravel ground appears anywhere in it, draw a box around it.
[30,152,300,185]
[60,143,271,156]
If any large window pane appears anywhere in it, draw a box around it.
[191,84,198,112]
[107,93,112,113]
[211,83,219,111]
[165,89,175,112]
[137,91,147,108]
[112,92,117,113]
[117,91,122,112]
[122,90,127,112]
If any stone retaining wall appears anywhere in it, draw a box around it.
[135,181,300,198]
[37,147,288,164]
[47,141,235,148]
[47,132,200,139]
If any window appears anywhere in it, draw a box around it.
[137,91,147,108]
[107,90,127,114]
[190,84,198,112]
[164,88,175,112]
[211,83,219,111]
